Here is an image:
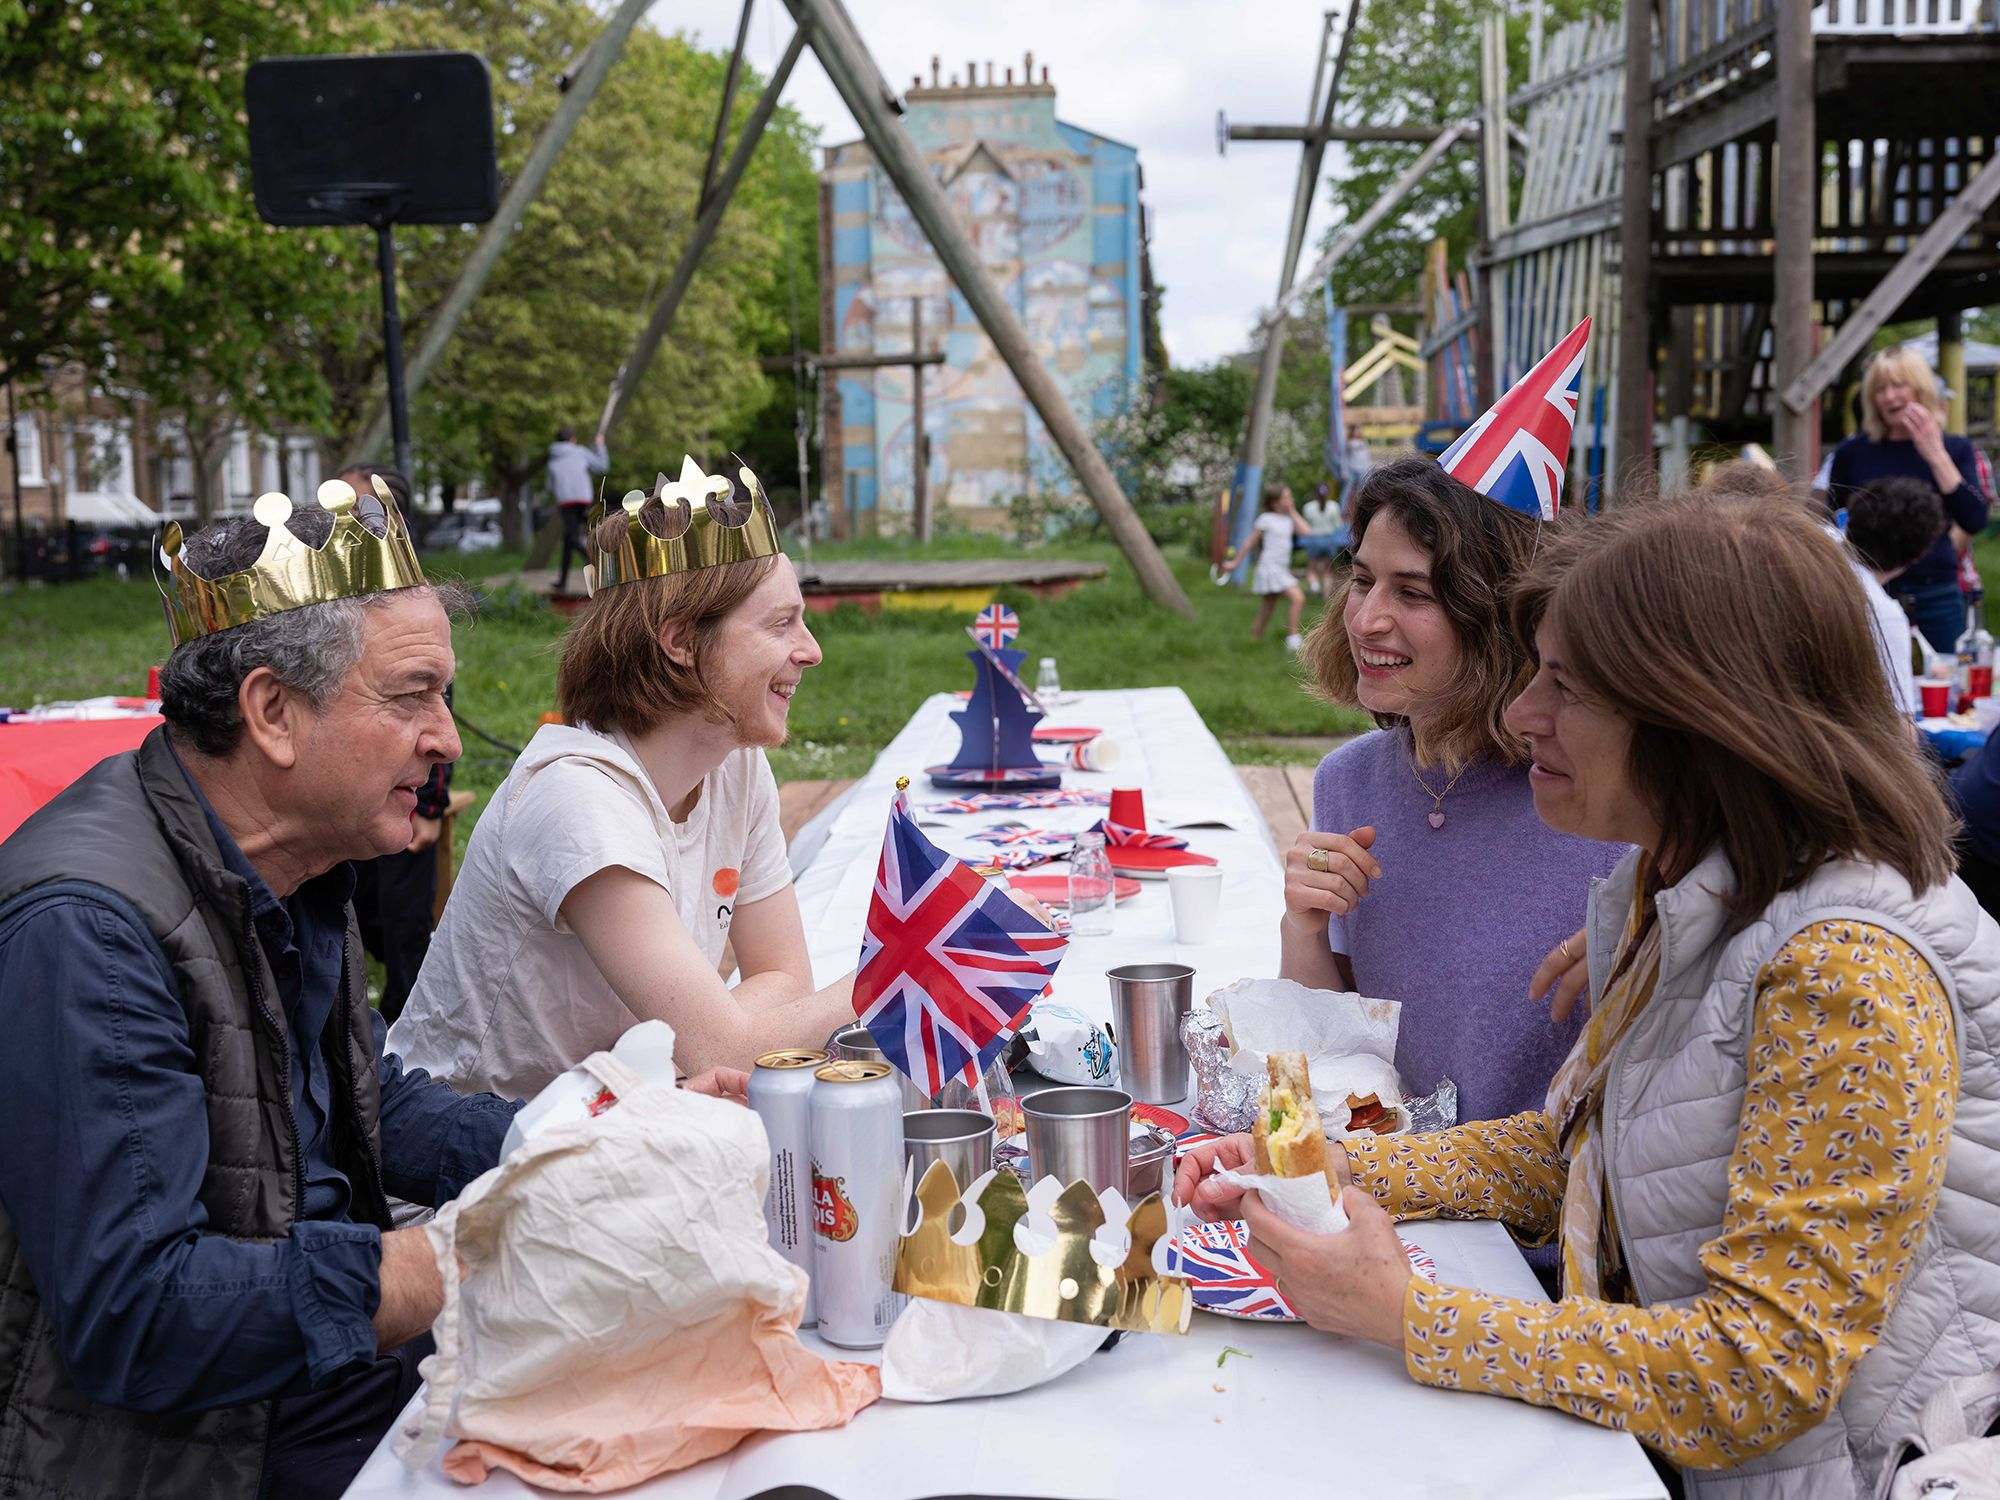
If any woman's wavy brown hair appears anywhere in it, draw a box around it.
[1508,493,1955,931]
[555,554,780,735]
[1300,457,1543,771]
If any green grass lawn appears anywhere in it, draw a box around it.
[0,536,1369,859]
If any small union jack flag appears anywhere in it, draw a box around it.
[971,603,1021,650]
[1438,318,1590,521]
[1092,819,1188,851]
[855,789,1069,1099]
[967,826,1070,847]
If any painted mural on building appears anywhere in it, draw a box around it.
[820,61,1148,531]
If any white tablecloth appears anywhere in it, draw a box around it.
[344,1217,1663,1500]
[792,688,1287,1029]
[343,688,1666,1499]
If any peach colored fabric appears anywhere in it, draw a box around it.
[398,1045,879,1491]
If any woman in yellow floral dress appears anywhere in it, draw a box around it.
[1177,494,2000,1500]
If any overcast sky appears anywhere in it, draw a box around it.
[644,0,1350,367]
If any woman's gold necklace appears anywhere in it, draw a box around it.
[1410,757,1470,830]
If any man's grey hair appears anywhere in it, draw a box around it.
[160,512,471,757]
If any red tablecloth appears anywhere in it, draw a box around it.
[0,718,162,842]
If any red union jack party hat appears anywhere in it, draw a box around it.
[1437,318,1590,521]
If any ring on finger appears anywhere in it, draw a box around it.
[1306,847,1332,874]
[1559,938,1575,961]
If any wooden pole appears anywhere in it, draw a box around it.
[598,25,809,440]
[701,0,755,210]
[1613,0,1654,502]
[1224,8,1354,579]
[1941,307,1968,435]
[1771,0,1817,482]
[910,295,929,542]
[344,0,653,468]
[786,0,1192,613]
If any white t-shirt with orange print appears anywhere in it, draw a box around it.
[387,722,791,1100]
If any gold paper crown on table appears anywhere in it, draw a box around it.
[154,477,428,647]
[893,1160,1192,1336]
[583,455,782,597]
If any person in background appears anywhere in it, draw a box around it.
[548,425,609,595]
[1842,475,1949,717]
[1826,345,1989,652]
[336,463,453,1022]
[1239,482,1307,651]
[1189,494,2000,1499]
[1284,458,1628,1136]
[1298,481,1346,597]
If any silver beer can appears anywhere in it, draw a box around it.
[749,1047,829,1328]
[809,1058,907,1349]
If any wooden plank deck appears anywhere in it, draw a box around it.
[1235,765,1316,854]
[794,559,1107,593]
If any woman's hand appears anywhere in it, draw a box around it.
[1172,1132,1257,1222]
[1529,925,1591,1023]
[1901,403,1964,492]
[1283,827,1381,926]
[1241,1186,1413,1349]
[685,1066,750,1104]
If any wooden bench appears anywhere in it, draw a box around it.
[1233,764,1316,853]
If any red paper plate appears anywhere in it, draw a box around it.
[1031,725,1101,744]
[1003,872,1142,905]
[1132,1103,1189,1135]
[1106,846,1218,878]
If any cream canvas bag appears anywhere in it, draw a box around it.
[396,1044,880,1490]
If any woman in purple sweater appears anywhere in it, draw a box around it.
[1282,458,1627,1128]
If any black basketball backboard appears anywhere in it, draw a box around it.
[246,51,498,227]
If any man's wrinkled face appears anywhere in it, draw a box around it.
[296,592,461,862]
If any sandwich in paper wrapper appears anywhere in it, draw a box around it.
[1201,976,1415,1139]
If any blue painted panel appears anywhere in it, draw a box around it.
[839,376,875,424]
[842,442,877,471]
[831,178,869,216]
[832,224,871,266]
[1093,212,1127,267]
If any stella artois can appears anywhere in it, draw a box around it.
[809,1058,907,1349]
[750,1047,829,1328]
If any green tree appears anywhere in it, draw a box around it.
[1317,0,1616,320]
[0,0,330,380]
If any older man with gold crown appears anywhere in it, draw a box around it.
[389,456,861,1100]
[0,481,521,1500]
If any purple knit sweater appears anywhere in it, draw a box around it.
[1312,729,1629,1127]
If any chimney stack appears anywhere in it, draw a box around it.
[1041,65,1050,84]
[1024,51,1034,83]
[984,60,994,86]
[967,58,976,89]
[929,55,940,87]
[1004,66,1013,84]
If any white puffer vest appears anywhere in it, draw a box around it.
[1585,846,2000,1500]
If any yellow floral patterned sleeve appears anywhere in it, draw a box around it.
[1345,1110,1569,1245]
[1398,920,1958,1468]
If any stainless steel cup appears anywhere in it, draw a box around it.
[1021,1086,1131,1195]
[1105,962,1195,1105]
[903,1109,997,1195]
[829,1024,929,1112]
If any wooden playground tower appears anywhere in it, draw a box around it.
[1473,0,2000,499]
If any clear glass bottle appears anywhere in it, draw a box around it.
[1036,656,1062,698]
[1067,830,1115,937]
[1955,598,1995,711]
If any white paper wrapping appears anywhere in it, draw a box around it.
[879,1302,1105,1403]
[1211,1165,1351,1236]
[1207,977,1409,1137]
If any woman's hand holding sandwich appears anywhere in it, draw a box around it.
[1172,1128,1355,1222]
[1241,1186,1412,1348]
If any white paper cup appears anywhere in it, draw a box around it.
[1165,865,1224,944]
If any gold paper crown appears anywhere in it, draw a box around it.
[893,1160,1192,1336]
[583,455,783,597]
[154,477,427,647]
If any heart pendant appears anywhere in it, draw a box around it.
[1427,809,1446,830]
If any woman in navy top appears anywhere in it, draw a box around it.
[1826,344,1990,652]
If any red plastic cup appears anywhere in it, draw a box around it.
[1921,679,1951,718]
[1108,786,1147,830]
[146,665,162,700]
[1972,665,1993,702]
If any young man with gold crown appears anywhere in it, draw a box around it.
[0,481,527,1499]
[388,458,860,1098]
